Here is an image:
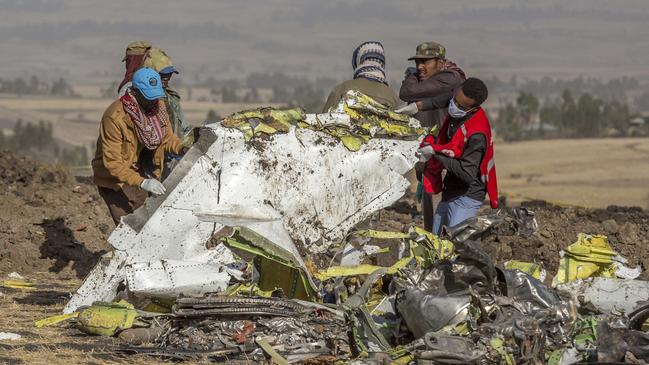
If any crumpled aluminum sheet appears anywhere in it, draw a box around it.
[414,332,485,364]
[445,215,504,243]
[499,269,566,314]
[498,269,577,343]
[65,118,419,313]
[396,289,472,338]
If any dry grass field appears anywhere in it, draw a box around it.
[496,138,649,209]
[0,275,220,365]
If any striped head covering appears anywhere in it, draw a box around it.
[352,41,387,85]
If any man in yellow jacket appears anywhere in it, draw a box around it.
[93,67,185,225]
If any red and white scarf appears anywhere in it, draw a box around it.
[120,89,168,150]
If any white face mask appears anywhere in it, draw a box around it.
[448,98,468,118]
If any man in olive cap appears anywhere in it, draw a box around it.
[397,42,466,129]
[396,42,466,233]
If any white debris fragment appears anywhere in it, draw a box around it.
[0,332,22,341]
[612,262,642,280]
[65,116,421,313]
[125,259,234,298]
[7,272,24,280]
[612,255,642,280]
[557,277,649,314]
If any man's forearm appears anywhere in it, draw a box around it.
[418,91,453,111]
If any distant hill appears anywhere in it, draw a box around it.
[0,0,647,84]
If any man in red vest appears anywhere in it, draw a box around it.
[406,78,498,235]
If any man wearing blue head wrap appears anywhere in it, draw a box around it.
[322,41,399,112]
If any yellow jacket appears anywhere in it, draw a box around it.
[92,100,183,190]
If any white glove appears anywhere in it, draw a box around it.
[394,103,419,116]
[416,145,435,163]
[140,179,166,195]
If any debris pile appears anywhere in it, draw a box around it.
[23,97,649,364]
[45,211,649,363]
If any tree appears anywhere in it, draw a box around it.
[602,100,631,133]
[28,75,40,94]
[271,86,290,103]
[558,90,578,135]
[51,78,76,97]
[539,101,561,137]
[290,84,324,113]
[220,86,239,103]
[575,93,604,137]
[494,102,521,141]
[205,109,221,123]
[13,77,28,94]
[634,91,649,111]
[243,88,260,103]
[516,91,540,130]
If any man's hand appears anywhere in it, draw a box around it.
[140,179,166,195]
[394,103,419,116]
[416,145,435,163]
[405,67,417,77]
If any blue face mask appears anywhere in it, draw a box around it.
[448,98,468,118]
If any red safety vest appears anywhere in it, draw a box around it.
[422,108,499,209]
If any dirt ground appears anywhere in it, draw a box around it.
[0,151,113,278]
[1,151,649,364]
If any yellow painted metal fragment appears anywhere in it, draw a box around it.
[34,312,79,328]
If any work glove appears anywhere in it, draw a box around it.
[140,179,166,195]
[394,103,419,116]
[405,67,418,77]
[416,145,435,163]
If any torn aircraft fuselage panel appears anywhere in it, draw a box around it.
[65,115,421,313]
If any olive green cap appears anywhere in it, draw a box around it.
[408,41,446,60]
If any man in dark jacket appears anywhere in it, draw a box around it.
[396,41,466,232]
[398,42,465,129]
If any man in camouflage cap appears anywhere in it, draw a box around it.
[399,42,465,129]
[397,41,466,233]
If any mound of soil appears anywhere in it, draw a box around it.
[0,151,112,278]
[482,200,649,281]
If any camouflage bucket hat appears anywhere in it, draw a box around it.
[143,48,178,74]
[408,42,446,60]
